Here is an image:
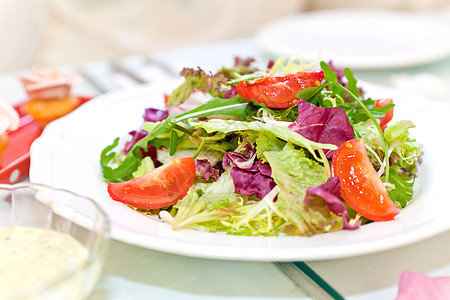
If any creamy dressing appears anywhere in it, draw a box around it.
[0,227,89,295]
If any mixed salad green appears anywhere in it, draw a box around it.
[100,57,422,236]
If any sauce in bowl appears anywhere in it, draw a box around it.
[0,227,89,294]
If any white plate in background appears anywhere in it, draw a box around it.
[30,82,450,261]
[256,9,450,70]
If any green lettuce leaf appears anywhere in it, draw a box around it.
[263,144,340,235]
[254,131,285,162]
[384,120,422,172]
[190,118,337,160]
[132,156,155,178]
[170,173,242,232]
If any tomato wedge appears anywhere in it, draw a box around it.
[375,98,394,130]
[235,70,324,109]
[107,157,195,209]
[331,139,399,221]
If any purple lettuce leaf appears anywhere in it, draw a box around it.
[255,160,272,176]
[223,144,257,171]
[288,100,354,158]
[124,130,148,154]
[223,144,275,200]
[124,130,159,167]
[304,176,360,230]
[231,168,276,200]
[224,85,237,99]
[140,143,159,168]
[195,159,219,181]
[143,108,169,122]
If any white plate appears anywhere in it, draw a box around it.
[30,82,450,261]
[256,9,450,70]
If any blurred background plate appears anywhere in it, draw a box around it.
[256,9,450,70]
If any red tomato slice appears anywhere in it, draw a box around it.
[331,139,399,221]
[235,70,324,109]
[375,98,394,130]
[107,157,195,209]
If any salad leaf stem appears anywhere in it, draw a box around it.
[175,103,247,122]
[174,96,256,123]
[318,148,331,178]
[320,61,390,182]
[340,85,390,181]
[171,123,194,135]
[226,74,265,85]
[192,137,207,159]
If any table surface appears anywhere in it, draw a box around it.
[2,12,450,299]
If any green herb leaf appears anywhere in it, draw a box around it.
[320,61,390,181]
[296,84,326,104]
[175,95,258,122]
[100,138,141,182]
[320,61,344,98]
[169,129,186,156]
[344,68,359,97]
[388,172,415,208]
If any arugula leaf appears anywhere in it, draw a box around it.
[347,99,394,125]
[344,68,359,97]
[346,97,376,124]
[320,61,344,98]
[296,84,326,105]
[320,61,391,181]
[100,120,174,182]
[388,172,415,208]
[126,96,260,157]
[130,119,172,153]
[100,138,141,182]
[175,95,258,122]
[321,61,337,83]
[374,104,395,116]
[169,129,186,156]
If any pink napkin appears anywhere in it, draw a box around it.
[396,271,450,300]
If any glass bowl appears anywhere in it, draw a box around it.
[0,182,110,300]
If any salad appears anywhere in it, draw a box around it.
[100,57,422,236]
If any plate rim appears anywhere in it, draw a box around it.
[30,82,450,261]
